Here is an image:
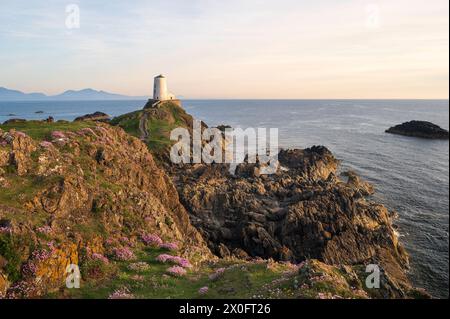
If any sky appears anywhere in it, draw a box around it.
[0,0,448,99]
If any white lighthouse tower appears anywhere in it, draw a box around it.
[153,74,175,101]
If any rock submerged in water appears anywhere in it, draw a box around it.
[74,111,111,122]
[2,118,27,125]
[386,121,449,139]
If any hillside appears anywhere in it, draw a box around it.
[0,120,209,298]
[110,101,196,163]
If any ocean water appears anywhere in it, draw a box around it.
[1,99,449,298]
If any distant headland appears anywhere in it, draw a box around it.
[0,87,148,101]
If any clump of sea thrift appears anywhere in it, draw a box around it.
[51,131,66,139]
[36,225,52,234]
[31,248,53,262]
[91,253,109,264]
[0,226,12,234]
[209,267,226,281]
[198,286,209,295]
[5,281,34,299]
[112,247,135,261]
[160,242,179,251]
[156,254,192,268]
[22,246,55,277]
[128,262,150,272]
[141,233,163,247]
[39,141,53,149]
[167,266,187,277]
[108,287,135,299]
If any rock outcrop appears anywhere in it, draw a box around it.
[386,121,449,139]
[74,112,111,122]
[0,124,211,297]
[166,145,414,297]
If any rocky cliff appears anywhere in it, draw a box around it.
[0,121,210,298]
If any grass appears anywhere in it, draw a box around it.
[0,121,94,141]
[0,174,61,210]
[110,102,191,157]
[109,111,141,138]
[57,246,297,299]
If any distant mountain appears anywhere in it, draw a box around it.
[0,87,48,101]
[0,87,147,101]
[52,89,139,101]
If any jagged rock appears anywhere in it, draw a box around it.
[386,121,449,139]
[169,145,413,294]
[2,119,26,125]
[74,112,111,122]
[7,131,37,175]
[0,270,9,298]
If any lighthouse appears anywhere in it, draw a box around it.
[153,74,175,101]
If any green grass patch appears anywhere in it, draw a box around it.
[58,246,296,299]
[110,111,141,138]
[0,121,94,141]
[0,174,62,209]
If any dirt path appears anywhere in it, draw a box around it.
[139,111,150,141]
[139,101,161,141]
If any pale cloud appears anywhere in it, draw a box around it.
[0,0,448,98]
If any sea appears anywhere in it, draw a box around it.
[0,99,448,298]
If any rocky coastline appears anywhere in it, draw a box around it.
[0,102,430,299]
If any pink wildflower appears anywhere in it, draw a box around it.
[0,226,12,234]
[108,287,135,299]
[112,247,135,261]
[91,253,109,264]
[198,286,209,295]
[37,225,52,234]
[160,242,179,251]
[39,141,53,149]
[209,268,226,281]
[167,266,187,277]
[141,233,163,247]
[15,131,27,138]
[156,254,173,263]
[176,258,192,268]
[51,131,66,139]
[156,254,192,268]
[31,249,53,262]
